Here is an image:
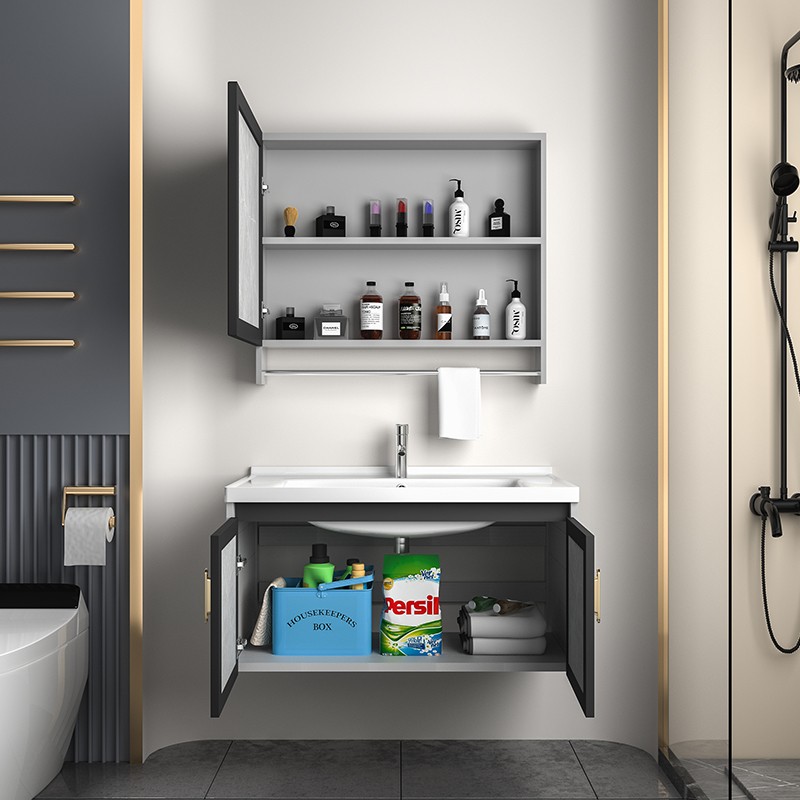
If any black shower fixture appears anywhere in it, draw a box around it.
[753,29,800,534]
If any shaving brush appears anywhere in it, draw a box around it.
[283,206,298,237]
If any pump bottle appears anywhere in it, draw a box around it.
[504,279,526,340]
[448,179,469,237]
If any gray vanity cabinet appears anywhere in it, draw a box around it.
[227,81,547,382]
[208,510,596,720]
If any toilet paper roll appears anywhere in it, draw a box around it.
[64,507,115,566]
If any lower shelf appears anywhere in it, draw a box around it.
[238,633,564,673]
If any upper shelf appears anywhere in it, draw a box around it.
[263,236,542,250]
[262,133,545,150]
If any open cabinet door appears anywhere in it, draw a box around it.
[210,518,240,717]
[566,517,596,717]
[227,81,263,346]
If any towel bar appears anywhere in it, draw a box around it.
[62,486,116,527]
[260,369,541,377]
[0,339,77,347]
[0,195,76,204]
[0,292,76,299]
[0,243,76,251]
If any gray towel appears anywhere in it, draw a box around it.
[250,577,287,647]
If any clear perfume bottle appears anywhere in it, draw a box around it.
[313,304,349,339]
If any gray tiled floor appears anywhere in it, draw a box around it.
[37,739,679,800]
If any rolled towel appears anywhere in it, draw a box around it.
[463,634,547,656]
[459,602,546,639]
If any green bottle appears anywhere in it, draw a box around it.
[301,543,335,588]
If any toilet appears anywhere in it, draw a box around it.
[0,584,89,800]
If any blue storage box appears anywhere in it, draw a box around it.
[271,569,374,656]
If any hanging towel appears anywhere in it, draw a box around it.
[463,634,547,656]
[250,577,287,647]
[458,603,547,639]
[438,367,481,440]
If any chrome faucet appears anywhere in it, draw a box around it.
[396,424,408,479]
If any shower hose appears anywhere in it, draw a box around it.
[761,251,800,653]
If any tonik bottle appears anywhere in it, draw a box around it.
[472,288,490,340]
[449,178,469,237]
[488,198,511,237]
[301,543,335,589]
[398,281,422,340]
[504,279,526,340]
[360,280,383,339]
[435,282,452,340]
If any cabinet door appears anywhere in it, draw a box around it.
[210,518,240,717]
[566,517,596,717]
[227,81,263,346]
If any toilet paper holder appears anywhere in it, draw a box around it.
[62,486,116,529]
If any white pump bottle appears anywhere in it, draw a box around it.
[505,279,526,340]
[448,178,469,237]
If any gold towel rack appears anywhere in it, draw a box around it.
[0,243,76,251]
[0,195,77,204]
[62,486,116,527]
[0,292,76,299]
[0,339,77,347]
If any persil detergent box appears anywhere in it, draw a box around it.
[271,570,373,656]
[380,553,442,656]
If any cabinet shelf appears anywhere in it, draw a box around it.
[238,633,564,673]
[262,339,542,349]
[263,237,542,250]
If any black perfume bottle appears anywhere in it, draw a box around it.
[488,198,511,237]
[275,307,306,340]
[315,205,346,237]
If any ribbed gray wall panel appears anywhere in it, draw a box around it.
[0,434,129,763]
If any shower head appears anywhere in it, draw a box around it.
[786,64,800,83]
[771,161,800,196]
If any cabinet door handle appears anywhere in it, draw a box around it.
[594,569,601,623]
[203,569,211,623]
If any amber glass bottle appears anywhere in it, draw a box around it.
[398,281,422,340]
[360,280,383,339]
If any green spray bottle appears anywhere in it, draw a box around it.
[301,543,335,588]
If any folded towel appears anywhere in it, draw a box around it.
[250,577,287,647]
[438,367,481,439]
[459,603,546,639]
[462,634,548,656]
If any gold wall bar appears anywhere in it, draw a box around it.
[0,339,77,347]
[0,194,76,203]
[0,243,76,251]
[0,291,76,299]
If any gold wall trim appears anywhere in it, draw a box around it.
[129,0,144,766]
[658,0,670,753]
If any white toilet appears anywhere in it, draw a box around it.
[0,584,89,800]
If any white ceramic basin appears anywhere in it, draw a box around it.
[225,467,579,539]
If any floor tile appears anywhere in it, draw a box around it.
[731,761,800,800]
[36,740,231,799]
[570,740,679,799]
[401,740,595,800]
[206,739,401,799]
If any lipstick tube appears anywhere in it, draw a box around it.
[369,199,381,237]
[422,199,435,237]
[396,197,408,237]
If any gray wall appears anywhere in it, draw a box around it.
[143,0,658,758]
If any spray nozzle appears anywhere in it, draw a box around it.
[506,279,521,298]
[449,178,464,198]
[439,282,449,302]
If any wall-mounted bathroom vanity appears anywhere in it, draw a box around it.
[227,82,547,383]
[208,467,597,719]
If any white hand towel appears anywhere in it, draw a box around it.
[458,603,547,639]
[438,367,481,440]
[464,634,547,656]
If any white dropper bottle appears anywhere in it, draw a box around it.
[448,178,470,237]
[505,279,527,340]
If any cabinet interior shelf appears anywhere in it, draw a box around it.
[238,633,564,673]
[263,237,542,250]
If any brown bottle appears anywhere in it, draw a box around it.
[398,281,422,340]
[360,280,383,339]
[434,282,452,340]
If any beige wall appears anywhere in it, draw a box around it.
[142,0,658,759]
[667,0,729,750]
[732,0,800,759]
